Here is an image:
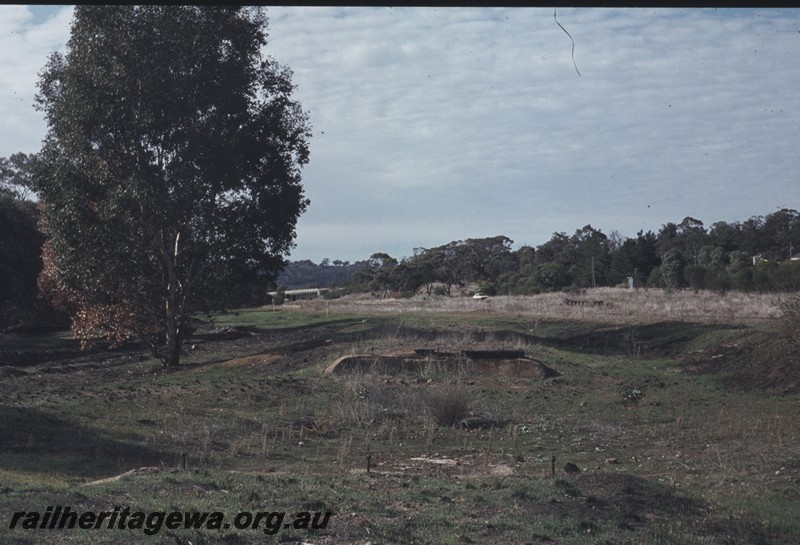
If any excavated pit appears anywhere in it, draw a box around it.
[324,349,560,379]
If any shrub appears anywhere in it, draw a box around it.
[476,281,497,296]
[778,294,800,353]
[661,249,686,290]
[424,384,471,427]
[731,267,754,291]
[646,267,665,288]
[755,294,800,394]
[683,264,708,292]
[620,386,645,406]
[322,289,342,300]
[332,373,420,426]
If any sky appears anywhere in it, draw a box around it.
[1,6,799,263]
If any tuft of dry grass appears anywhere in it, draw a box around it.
[330,372,422,427]
[424,383,471,427]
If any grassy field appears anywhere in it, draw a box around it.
[0,289,798,544]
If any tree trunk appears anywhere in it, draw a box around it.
[159,231,203,366]
[163,231,182,366]
[164,269,182,366]
[165,318,181,366]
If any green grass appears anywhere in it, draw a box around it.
[199,306,373,331]
[1,306,798,544]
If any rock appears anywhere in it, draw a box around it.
[564,462,581,474]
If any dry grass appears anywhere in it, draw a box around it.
[304,288,788,325]
[330,372,423,427]
[424,383,471,427]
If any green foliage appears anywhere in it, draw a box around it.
[752,261,778,291]
[476,281,497,296]
[32,6,310,363]
[277,259,363,289]
[269,285,286,305]
[730,267,754,291]
[660,249,686,290]
[683,264,708,291]
[698,245,725,268]
[533,262,571,291]
[778,294,800,353]
[727,250,750,275]
[705,269,731,293]
[771,261,800,291]
[608,230,659,286]
[620,386,645,406]
[287,207,800,298]
[0,152,37,200]
[568,225,611,288]
[0,188,45,328]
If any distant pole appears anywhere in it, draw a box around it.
[591,257,596,289]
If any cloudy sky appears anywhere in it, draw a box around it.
[2,6,799,263]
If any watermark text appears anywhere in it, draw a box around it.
[8,506,332,536]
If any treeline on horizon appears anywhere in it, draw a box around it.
[3,161,799,329]
[277,209,800,297]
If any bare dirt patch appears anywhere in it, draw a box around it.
[191,352,283,372]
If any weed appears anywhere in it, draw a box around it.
[337,435,353,467]
[228,437,248,457]
[620,386,645,406]
[621,327,647,359]
[260,423,271,458]
[424,420,437,455]
[424,383,471,427]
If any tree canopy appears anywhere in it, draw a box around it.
[278,206,800,298]
[1,156,45,328]
[32,6,310,364]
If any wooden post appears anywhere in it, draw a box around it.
[551,455,556,478]
[181,452,187,471]
[366,454,372,474]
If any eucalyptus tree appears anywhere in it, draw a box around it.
[33,6,311,365]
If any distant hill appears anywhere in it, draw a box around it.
[276,259,367,289]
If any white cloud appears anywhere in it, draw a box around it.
[2,6,799,262]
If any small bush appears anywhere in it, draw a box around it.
[621,328,647,359]
[768,295,800,393]
[779,294,800,344]
[646,267,665,288]
[322,289,341,300]
[424,384,471,427]
[332,373,420,426]
[476,281,497,296]
[620,386,645,406]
